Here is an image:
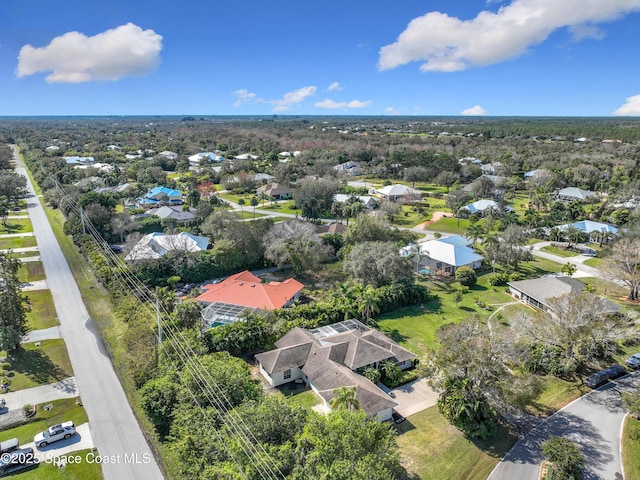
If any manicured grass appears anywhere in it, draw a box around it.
[526,376,589,416]
[0,398,87,445]
[15,448,104,480]
[0,218,33,234]
[275,384,321,409]
[26,290,59,330]
[257,200,301,216]
[18,261,46,282]
[390,206,430,227]
[583,257,602,268]
[395,406,517,480]
[11,251,40,258]
[237,210,267,220]
[540,246,579,257]
[623,416,640,480]
[3,340,73,391]
[270,216,292,223]
[507,193,530,216]
[0,236,37,250]
[423,217,471,235]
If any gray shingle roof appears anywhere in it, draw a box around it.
[508,276,584,306]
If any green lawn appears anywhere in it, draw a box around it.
[26,290,59,330]
[583,257,602,268]
[257,200,301,216]
[390,206,431,227]
[237,210,267,220]
[0,399,87,445]
[0,219,33,234]
[623,416,640,480]
[275,384,321,409]
[527,376,589,416]
[540,246,579,257]
[395,406,517,480]
[2,340,73,391]
[18,261,46,282]
[13,448,104,480]
[0,236,37,250]
[422,217,471,235]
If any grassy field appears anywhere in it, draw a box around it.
[18,261,46,282]
[26,290,59,330]
[14,448,104,480]
[237,210,267,220]
[422,216,471,235]
[256,200,301,216]
[0,218,33,234]
[395,407,517,480]
[583,257,603,268]
[390,206,431,227]
[3,340,73,391]
[0,399,87,445]
[0,236,37,250]
[623,416,640,480]
[527,376,589,416]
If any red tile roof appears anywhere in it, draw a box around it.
[195,270,304,310]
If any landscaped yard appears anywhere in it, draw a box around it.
[623,416,640,480]
[275,384,321,409]
[0,218,33,234]
[26,290,59,330]
[583,257,602,268]
[0,398,87,445]
[18,261,46,282]
[257,200,301,216]
[0,235,37,250]
[540,245,579,257]
[15,448,104,480]
[390,206,430,227]
[422,216,471,235]
[3,340,73,391]
[526,375,589,416]
[395,406,517,480]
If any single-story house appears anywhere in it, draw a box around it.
[197,270,304,326]
[158,151,178,160]
[508,276,620,313]
[402,235,483,276]
[147,205,196,224]
[458,199,510,216]
[524,169,550,179]
[256,183,295,200]
[74,176,104,189]
[333,194,378,209]
[125,232,209,261]
[481,162,502,176]
[188,152,225,166]
[137,186,183,208]
[255,319,416,421]
[252,173,275,184]
[64,156,95,165]
[235,153,259,160]
[316,222,347,235]
[106,145,122,151]
[45,145,60,151]
[557,220,618,242]
[555,187,596,203]
[375,184,422,203]
[333,161,362,176]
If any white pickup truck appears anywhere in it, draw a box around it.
[33,421,76,448]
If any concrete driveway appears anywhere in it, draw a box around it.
[27,422,94,459]
[380,378,439,417]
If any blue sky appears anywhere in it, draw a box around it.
[1,0,640,116]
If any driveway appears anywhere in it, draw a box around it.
[488,371,639,480]
[379,378,439,417]
[26,422,94,460]
[23,326,62,343]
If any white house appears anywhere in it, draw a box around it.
[188,152,225,166]
[158,151,178,160]
[125,232,209,261]
[557,220,618,242]
[375,184,422,202]
[333,194,378,209]
[459,199,505,215]
[555,187,596,203]
[333,161,362,176]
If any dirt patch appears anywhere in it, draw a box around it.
[416,211,451,229]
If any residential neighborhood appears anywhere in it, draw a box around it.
[0,116,639,480]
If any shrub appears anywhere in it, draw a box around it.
[455,266,477,287]
[542,437,584,480]
[488,272,510,286]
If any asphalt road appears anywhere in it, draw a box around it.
[11,146,164,480]
[488,371,639,480]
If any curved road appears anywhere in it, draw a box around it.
[12,146,163,480]
[489,371,638,480]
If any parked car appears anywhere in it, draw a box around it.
[585,371,609,388]
[604,364,627,379]
[0,447,35,474]
[33,421,76,448]
[0,438,18,455]
[626,353,640,369]
[108,245,123,254]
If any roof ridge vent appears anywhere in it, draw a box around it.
[239,282,244,286]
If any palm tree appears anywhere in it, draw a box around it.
[356,286,381,321]
[250,197,259,219]
[561,262,577,277]
[379,359,401,385]
[564,225,584,248]
[330,386,359,411]
[465,223,485,248]
[237,198,245,216]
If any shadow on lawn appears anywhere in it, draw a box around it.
[9,347,67,384]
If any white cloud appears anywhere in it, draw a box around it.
[17,23,162,83]
[328,81,342,91]
[568,24,605,41]
[613,94,640,115]
[315,98,372,109]
[271,86,317,112]
[233,89,257,107]
[384,107,402,115]
[461,105,487,115]
[379,0,640,72]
